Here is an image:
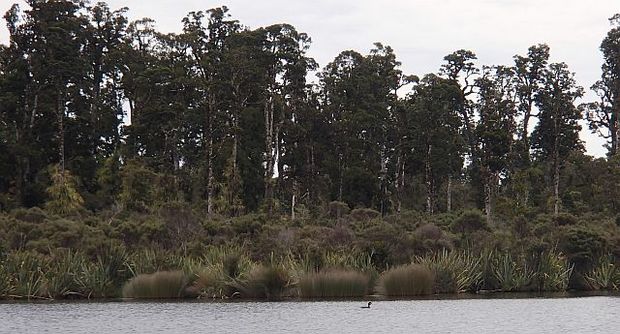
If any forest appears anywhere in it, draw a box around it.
[1,0,620,300]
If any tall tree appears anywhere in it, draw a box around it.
[409,74,464,214]
[182,7,240,214]
[474,66,517,222]
[513,44,550,166]
[583,14,620,157]
[532,63,584,215]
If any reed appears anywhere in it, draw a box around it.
[377,264,434,296]
[299,269,369,298]
[122,270,189,299]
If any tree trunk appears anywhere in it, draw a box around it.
[425,143,434,214]
[483,170,495,224]
[394,147,403,214]
[264,92,275,215]
[447,175,452,213]
[206,95,215,215]
[611,100,619,156]
[338,153,344,202]
[553,112,561,216]
[57,90,65,177]
[553,148,561,216]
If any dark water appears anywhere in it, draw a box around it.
[1,296,619,333]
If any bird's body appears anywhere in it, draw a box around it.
[361,302,372,309]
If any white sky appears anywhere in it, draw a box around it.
[1,0,619,157]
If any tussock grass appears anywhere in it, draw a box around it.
[377,264,434,296]
[233,265,289,300]
[122,270,189,299]
[299,269,369,298]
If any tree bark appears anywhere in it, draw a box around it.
[425,143,434,214]
[57,90,65,177]
[447,175,452,213]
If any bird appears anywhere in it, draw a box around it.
[361,301,372,309]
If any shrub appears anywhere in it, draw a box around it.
[377,264,434,296]
[585,256,619,290]
[416,250,482,293]
[328,201,351,218]
[350,208,381,222]
[122,271,189,299]
[492,252,533,292]
[554,213,579,226]
[451,210,489,234]
[415,224,443,241]
[234,265,289,300]
[299,269,368,298]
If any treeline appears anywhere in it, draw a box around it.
[1,2,620,223]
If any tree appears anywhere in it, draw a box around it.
[409,74,464,214]
[532,63,584,215]
[513,44,550,166]
[583,14,620,157]
[182,7,240,214]
[474,65,517,222]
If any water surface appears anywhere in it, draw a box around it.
[1,296,618,333]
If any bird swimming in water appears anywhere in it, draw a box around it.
[361,301,372,309]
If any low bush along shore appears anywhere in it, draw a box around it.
[1,245,619,301]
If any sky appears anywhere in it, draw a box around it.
[1,0,619,157]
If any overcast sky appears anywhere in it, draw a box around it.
[1,0,619,156]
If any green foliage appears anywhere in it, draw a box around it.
[45,165,84,215]
[451,210,489,234]
[118,160,158,212]
[585,256,620,290]
[491,252,533,292]
[416,250,482,293]
[377,264,434,296]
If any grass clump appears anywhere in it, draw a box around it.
[377,264,434,296]
[122,270,189,299]
[234,265,289,300]
[299,269,368,298]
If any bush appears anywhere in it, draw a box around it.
[328,201,350,218]
[451,210,489,234]
[377,264,434,296]
[416,250,482,293]
[299,269,368,298]
[234,265,289,300]
[554,213,579,226]
[122,271,189,299]
[350,208,381,222]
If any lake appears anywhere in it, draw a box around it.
[1,295,619,333]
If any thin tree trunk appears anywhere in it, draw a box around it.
[447,175,452,213]
[57,90,65,177]
[264,92,275,215]
[553,148,561,216]
[425,143,434,214]
[338,153,344,202]
[394,147,403,214]
[206,95,215,215]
